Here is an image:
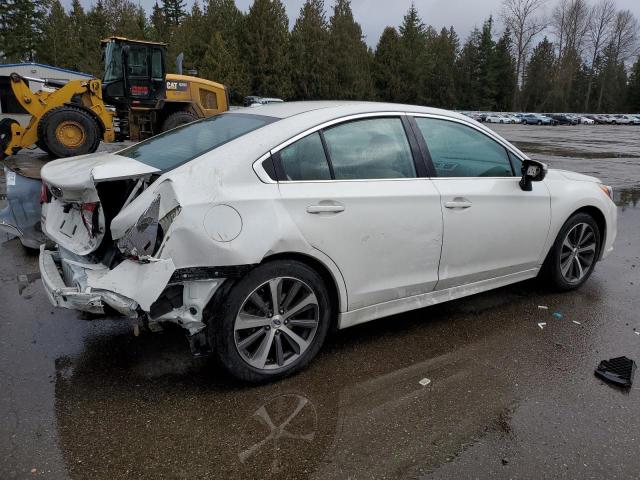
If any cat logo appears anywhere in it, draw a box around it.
[166,81,189,91]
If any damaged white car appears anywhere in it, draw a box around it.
[39,102,617,382]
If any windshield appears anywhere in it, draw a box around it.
[118,113,277,171]
[103,42,123,82]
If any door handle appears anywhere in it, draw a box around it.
[444,199,472,209]
[306,204,345,214]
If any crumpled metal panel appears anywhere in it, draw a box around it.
[117,195,160,257]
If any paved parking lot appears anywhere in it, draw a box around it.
[1,125,639,479]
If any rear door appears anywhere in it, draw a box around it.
[275,114,443,311]
[411,115,551,290]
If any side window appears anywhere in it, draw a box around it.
[278,132,331,181]
[414,117,513,177]
[323,118,416,180]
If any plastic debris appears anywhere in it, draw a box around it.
[635,332,640,336]
[572,320,581,325]
[538,305,549,310]
[552,312,563,319]
[595,356,636,388]
[538,322,546,329]
[418,378,431,386]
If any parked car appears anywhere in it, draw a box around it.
[243,96,285,107]
[522,114,556,125]
[611,114,635,125]
[579,116,595,125]
[37,102,617,382]
[549,114,577,125]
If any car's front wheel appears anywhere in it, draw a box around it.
[210,260,332,383]
[541,212,601,291]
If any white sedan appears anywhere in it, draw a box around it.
[38,102,617,382]
[485,114,515,124]
[580,117,595,125]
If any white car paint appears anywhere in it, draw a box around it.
[580,117,595,125]
[38,101,617,341]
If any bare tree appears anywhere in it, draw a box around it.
[501,0,548,110]
[584,0,616,111]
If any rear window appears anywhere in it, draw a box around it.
[118,113,277,171]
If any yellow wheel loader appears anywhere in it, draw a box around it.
[0,37,229,160]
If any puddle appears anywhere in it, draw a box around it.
[513,142,640,160]
[615,186,640,208]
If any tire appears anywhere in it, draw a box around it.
[537,120,542,125]
[540,212,601,291]
[0,118,18,160]
[612,121,617,125]
[210,260,333,383]
[160,111,198,132]
[39,106,100,159]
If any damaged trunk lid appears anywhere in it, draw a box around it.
[41,153,160,256]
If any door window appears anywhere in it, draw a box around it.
[278,132,332,181]
[414,118,513,177]
[323,118,416,180]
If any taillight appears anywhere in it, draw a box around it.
[39,182,51,204]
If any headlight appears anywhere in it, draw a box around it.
[599,184,614,201]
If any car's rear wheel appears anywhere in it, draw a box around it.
[537,120,542,125]
[210,260,332,383]
[541,212,601,291]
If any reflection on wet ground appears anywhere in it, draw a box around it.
[2,126,640,479]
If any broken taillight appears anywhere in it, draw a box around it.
[39,182,51,204]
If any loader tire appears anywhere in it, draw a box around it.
[0,118,18,160]
[161,111,198,132]
[39,106,100,159]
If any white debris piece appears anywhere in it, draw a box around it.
[418,378,431,386]
[538,322,547,329]
[538,305,549,310]
[573,320,581,325]
[635,331,640,336]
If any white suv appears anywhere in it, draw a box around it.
[38,102,617,382]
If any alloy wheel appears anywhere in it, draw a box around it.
[560,223,597,283]
[234,277,320,370]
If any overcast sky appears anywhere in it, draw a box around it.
[63,0,640,47]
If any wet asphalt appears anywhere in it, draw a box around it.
[1,125,639,479]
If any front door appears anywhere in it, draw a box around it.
[276,116,443,311]
[412,116,551,290]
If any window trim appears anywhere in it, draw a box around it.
[410,113,527,179]
[264,112,426,183]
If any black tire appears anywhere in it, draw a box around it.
[540,212,601,291]
[209,260,333,383]
[39,106,100,159]
[161,111,198,132]
[537,120,542,125]
[0,118,18,160]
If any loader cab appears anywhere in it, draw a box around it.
[101,37,167,110]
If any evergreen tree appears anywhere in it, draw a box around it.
[327,0,373,100]
[67,0,90,72]
[427,27,458,108]
[290,0,330,100]
[163,0,186,26]
[628,57,640,112]
[477,16,497,110]
[373,27,403,102]
[200,31,250,100]
[171,1,208,73]
[398,4,428,104]
[244,0,292,98]
[37,0,70,67]
[84,0,110,76]
[522,37,556,111]
[493,28,516,111]
[150,2,169,42]
[455,28,482,109]
[0,0,46,62]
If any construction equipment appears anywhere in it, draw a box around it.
[0,37,229,160]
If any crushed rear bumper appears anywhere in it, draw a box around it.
[39,246,139,316]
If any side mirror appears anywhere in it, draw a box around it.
[519,159,547,191]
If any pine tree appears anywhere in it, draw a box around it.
[290,0,330,100]
[37,0,70,67]
[373,27,403,102]
[84,0,110,76]
[522,37,556,111]
[150,2,169,42]
[455,28,482,109]
[327,0,373,100]
[162,0,186,26]
[477,16,497,110]
[67,0,89,72]
[244,0,292,98]
[0,0,46,62]
[493,28,516,111]
[428,27,458,108]
[200,31,250,100]
[398,4,428,104]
